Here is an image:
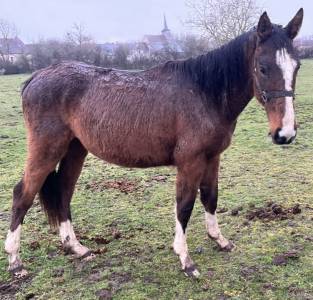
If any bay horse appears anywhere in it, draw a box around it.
[5,9,303,278]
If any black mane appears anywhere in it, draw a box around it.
[163,31,253,105]
[163,25,291,107]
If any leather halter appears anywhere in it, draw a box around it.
[253,66,295,103]
[259,89,295,103]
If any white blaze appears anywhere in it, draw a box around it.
[275,48,297,140]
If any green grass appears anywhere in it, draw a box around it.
[1,60,313,299]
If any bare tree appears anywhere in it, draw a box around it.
[0,18,18,60]
[185,0,262,47]
[66,23,93,47]
[65,23,98,61]
[113,44,130,69]
[178,34,210,57]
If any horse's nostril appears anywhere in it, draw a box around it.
[273,129,296,145]
[274,135,287,145]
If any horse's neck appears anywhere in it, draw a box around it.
[222,72,255,122]
[215,43,255,122]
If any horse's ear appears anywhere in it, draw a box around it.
[257,12,273,41]
[285,8,303,39]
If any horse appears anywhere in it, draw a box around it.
[5,9,303,278]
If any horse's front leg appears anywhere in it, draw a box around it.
[200,155,235,251]
[173,157,206,277]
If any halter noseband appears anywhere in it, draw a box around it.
[253,66,295,103]
[260,90,295,103]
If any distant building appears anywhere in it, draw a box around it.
[142,15,182,55]
[0,37,25,63]
[98,15,183,60]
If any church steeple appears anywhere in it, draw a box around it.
[162,14,170,33]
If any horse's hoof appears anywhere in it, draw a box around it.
[80,250,96,261]
[9,265,28,278]
[14,268,29,278]
[183,265,200,278]
[219,241,235,252]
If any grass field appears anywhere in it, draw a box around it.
[1,60,313,300]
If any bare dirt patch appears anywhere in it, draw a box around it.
[85,179,139,194]
[272,249,300,266]
[0,275,32,299]
[149,175,169,182]
[29,241,40,251]
[93,269,131,299]
[77,233,111,245]
[245,202,301,222]
[95,289,112,300]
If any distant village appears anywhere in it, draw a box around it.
[0,16,186,73]
[0,15,312,74]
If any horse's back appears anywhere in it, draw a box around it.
[71,69,180,167]
[20,61,213,168]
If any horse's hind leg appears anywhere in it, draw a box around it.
[200,155,234,251]
[5,134,69,276]
[51,138,93,259]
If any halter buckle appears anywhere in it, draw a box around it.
[261,90,295,103]
[261,91,268,103]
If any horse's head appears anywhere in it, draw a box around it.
[253,9,303,145]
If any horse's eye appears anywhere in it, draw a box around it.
[259,66,267,75]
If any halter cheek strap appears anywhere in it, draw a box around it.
[253,67,295,103]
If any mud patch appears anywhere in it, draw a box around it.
[93,247,107,255]
[217,207,228,213]
[77,233,111,245]
[95,289,112,300]
[94,271,131,299]
[29,241,40,251]
[109,272,132,292]
[240,265,260,279]
[288,285,312,299]
[230,206,243,216]
[88,271,102,282]
[111,227,121,239]
[52,267,64,277]
[246,202,301,222]
[86,179,139,194]
[149,175,169,182]
[272,249,300,266]
[0,275,32,299]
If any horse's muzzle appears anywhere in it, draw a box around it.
[272,128,297,145]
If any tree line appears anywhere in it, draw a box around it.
[1,0,311,75]
[0,21,211,74]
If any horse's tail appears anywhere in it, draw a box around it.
[39,169,63,228]
[39,138,86,228]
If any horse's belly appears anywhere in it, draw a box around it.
[94,146,173,168]
[77,131,175,168]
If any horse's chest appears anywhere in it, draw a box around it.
[206,125,235,156]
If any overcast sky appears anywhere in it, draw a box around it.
[1,0,312,43]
